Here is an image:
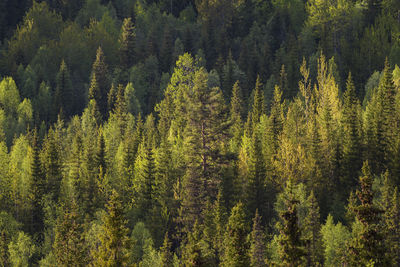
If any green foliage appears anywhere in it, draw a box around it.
[8,231,36,267]
[53,200,87,266]
[249,210,266,267]
[276,181,306,267]
[321,214,351,267]
[221,202,250,267]
[119,18,135,69]
[90,190,130,266]
[0,1,400,265]
[348,161,389,266]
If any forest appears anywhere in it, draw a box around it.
[0,0,400,266]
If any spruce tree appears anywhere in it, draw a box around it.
[304,190,323,266]
[95,130,106,174]
[380,59,396,171]
[276,181,306,267]
[251,75,265,130]
[41,128,62,201]
[53,199,87,267]
[91,190,130,266]
[30,129,44,235]
[384,187,400,265]
[90,47,110,119]
[119,18,135,69]
[279,64,290,99]
[135,140,156,219]
[348,161,389,266]
[269,84,284,156]
[245,130,266,218]
[341,73,362,194]
[160,24,173,73]
[107,83,117,114]
[249,209,266,267]
[55,60,73,118]
[160,232,173,267]
[221,202,250,267]
[229,81,244,152]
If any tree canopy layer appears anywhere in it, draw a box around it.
[0,0,399,265]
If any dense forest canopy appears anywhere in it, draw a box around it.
[0,0,400,266]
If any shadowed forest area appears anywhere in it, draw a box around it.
[0,0,400,266]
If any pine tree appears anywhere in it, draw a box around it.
[221,202,250,267]
[249,209,266,267]
[341,73,362,193]
[348,161,389,266]
[90,47,110,119]
[180,68,230,232]
[53,199,87,267]
[119,18,135,69]
[91,190,130,266]
[276,181,306,267]
[55,60,73,118]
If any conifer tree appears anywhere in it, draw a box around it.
[251,75,265,130]
[41,128,62,201]
[229,81,244,152]
[30,129,44,235]
[180,68,230,232]
[249,209,266,267]
[135,140,156,219]
[53,199,87,267]
[245,130,266,218]
[107,83,117,114]
[341,73,362,193]
[304,190,323,266]
[221,202,250,267]
[270,85,284,153]
[279,64,290,99]
[95,130,106,174]
[181,221,211,266]
[119,18,135,69]
[384,187,400,265]
[276,181,306,267]
[91,190,130,267]
[55,60,73,118]
[160,232,173,267]
[380,59,396,171]
[160,24,173,73]
[154,140,176,234]
[348,161,389,266]
[90,47,110,119]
